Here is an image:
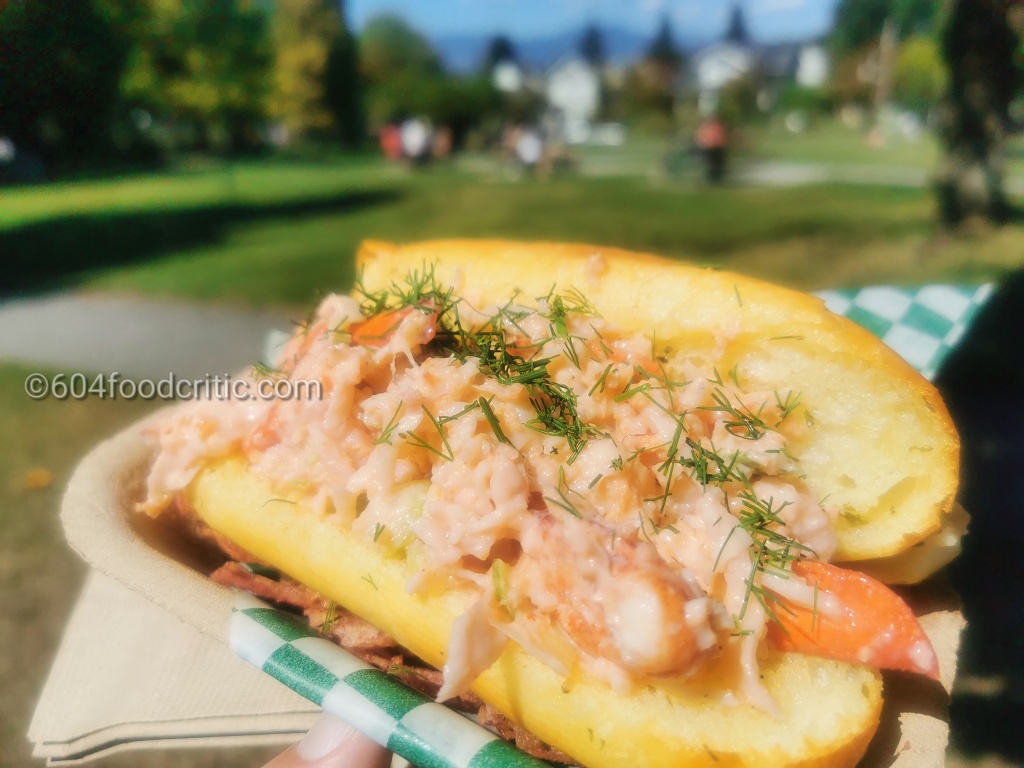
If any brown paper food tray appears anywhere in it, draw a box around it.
[58,416,966,767]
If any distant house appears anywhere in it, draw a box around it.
[691,41,755,114]
[544,56,601,143]
[492,60,524,93]
[795,43,829,89]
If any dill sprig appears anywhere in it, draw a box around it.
[319,600,339,635]
[545,466,585,518]
[700,387,773,440]
[733,486,812,621]
[404,405,456,461]
[375,401,404,445]
[252,360,285,379]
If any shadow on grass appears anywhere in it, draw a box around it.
[935,269,1024,764]
[0,187,403,298]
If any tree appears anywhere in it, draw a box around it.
[935,0,1023,225]
[831,0,938,54]
[632,12,683,119]
[268,0,344,137]
[481,35,517,73]
[119,0,273,151]
[358,15,449,131]
[323,0,363,148]
[647,13,683,69]
[359,14,442,84]
[579,24,605,68]
[0,0,129,160]
[724,3,750,45]
[893,34,946,116]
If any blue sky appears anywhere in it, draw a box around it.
[348,0,842,43]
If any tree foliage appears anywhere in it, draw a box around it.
[893,34,946,115]
[359,13,442,84]
[579,24,605,68]
[482,35,517,73]
[0,0,129,158]
[647,13,683,69]
[935,0,1023,224]
[724,4,750,46]
[120,0,273,150]
[268,0,342,136]
[832,0,938,53]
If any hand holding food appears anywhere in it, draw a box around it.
[139,240,961,767]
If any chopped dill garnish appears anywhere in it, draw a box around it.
[700,388,772,440]
[404,405,455,461]
[260,497,296,508]
[373,523,385,542]
[375,401,404,445]
[545,469,585,518]
[319,601,339,635]
[361,573,379,590]
[387,662,428,680]
[733,487,811,620]
[252,361,285,379]
[588,363,615,396]
[546,490,584,518]
[492,559,514,619]
[477,396,511,445]
[613,382,653,402]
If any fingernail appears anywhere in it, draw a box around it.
[296,712,359,761]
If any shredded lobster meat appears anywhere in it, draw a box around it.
[143,276,936,715]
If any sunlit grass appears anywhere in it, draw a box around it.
[82,169,1024,307]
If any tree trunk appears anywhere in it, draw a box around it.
[935,0,1022,226]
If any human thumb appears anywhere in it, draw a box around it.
[261,712,393,768]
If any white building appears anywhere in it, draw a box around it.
[492,60,524,94]
[796,44,829,89]
[544,56,601,144]
[691,41,755,114]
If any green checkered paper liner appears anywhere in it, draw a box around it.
[231,594,548,767]
[813,283,993,379]
[233,283,995,764]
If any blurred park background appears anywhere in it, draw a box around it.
[4,0,1024,766]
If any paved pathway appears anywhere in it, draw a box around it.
[0,292,294,379]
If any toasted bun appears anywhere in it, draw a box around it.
[189,457,882,768]
[182,240,959,766]
[356,239,959,561]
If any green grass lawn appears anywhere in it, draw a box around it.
[744,118,941,168]
[4,156,1023,311]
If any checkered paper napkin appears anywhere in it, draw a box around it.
[231,594,547,768]
[232,283,994,766]
[814,283,994,380]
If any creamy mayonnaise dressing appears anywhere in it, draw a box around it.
[142,281,840,709]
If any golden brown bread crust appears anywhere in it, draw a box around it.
[164,239,963,766]
[188,457,883,768]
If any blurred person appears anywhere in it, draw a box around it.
[515,125,544,173]
[696,114,728,184]
[262,712,391,768]
[432,126,452,161]
[400,117,432,165]
[380,124,402,161]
